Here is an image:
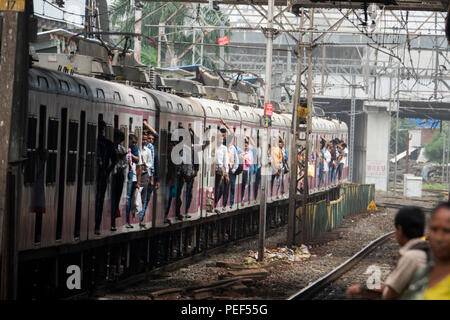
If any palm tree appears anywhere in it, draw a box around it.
[108,0,231,68]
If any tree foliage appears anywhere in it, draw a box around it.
[389,118,418,157]
[109,1,231,68]
[424,122,448,163]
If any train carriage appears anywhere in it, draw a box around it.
[189,98,241,215]
[143,89,205,224]
[18,65,350,255]
[251,109,291,202]
[233,105,259,208]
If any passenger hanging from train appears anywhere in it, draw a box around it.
[164,134,178,225]
[278,134,288,196]
[243,130,256,203]
[223,132,240,209]
[213,123,229,214]
[125,134,142,229]
[270,138,283,197]
[175,124,209,220]
[110,129,127,232]
[328,140,336,185]
[332,139,340,185]
[317,137,326,188]
[138,134,153,228]
[402,202,450,300]
[220,120,234,211]
[337,142,348,183]
[250,135,261,203]
[326,143,334,186]
[172,123,188,222]
[346,206,429,300]
[141,120,160,225]
[94,120,117,235]
[239,139,253,204]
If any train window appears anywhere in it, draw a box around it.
[85,123,97,184]
[177,103,183,111]
[129,117,133,132]
[129,94,135,104]
[114,115,119,129]
[79,85,88,96]
[167,102,173,110]
[142,97,149,105]
[105,125,113,141]
[207,107,212,115]
[113,91,121,101]
[96,89,105,100]
[24,116,38,185]
[210,135,216,177]
[120,125,128,150]
[135,127,142,147]
[226,110,230,116]
[67,121,78,184]
[38,105,47,149]
[38,76,49,88]
[187,104,193,112]
[59,80,69,91]
[46,118,59,184]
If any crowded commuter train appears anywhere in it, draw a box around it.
[17,66,348,252]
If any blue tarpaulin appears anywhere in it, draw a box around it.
[407,118,441,129]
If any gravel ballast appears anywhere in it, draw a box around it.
[98,192,438,300]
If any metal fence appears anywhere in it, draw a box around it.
[296,184,375,242]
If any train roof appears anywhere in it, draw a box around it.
[190,97,240,122]
[252,108,288,129]
[29,67,157,111]
[280,114,348,133]
[141,88,203,117]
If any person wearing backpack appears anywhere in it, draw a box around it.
[346,206,429,299]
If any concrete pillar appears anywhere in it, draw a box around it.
[353,101,390,191]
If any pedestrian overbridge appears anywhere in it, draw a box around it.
[313,97,450,191]
[314,97,450,121]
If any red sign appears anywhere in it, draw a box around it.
[218,35,230,46]
[265,103,273,116]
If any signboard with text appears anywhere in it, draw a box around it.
[365,159,388,192]
[217,35,230,46]
[262,115,272,128]
[264,103,273,116]
[0,0,25,11]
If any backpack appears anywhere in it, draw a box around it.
[408,241,432,262]
[234,163,244,175]
[232,145,244,175]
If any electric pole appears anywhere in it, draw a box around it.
[0,0,33,299]
[134,0,143,63]
[258,0,275,262]
[287,8,314,246]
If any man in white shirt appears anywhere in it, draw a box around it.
[125,134,142,228]
[139,135,153,228]
[214,128,229,213]
[323,144,331,186]
[337,143,348,182]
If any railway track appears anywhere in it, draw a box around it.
[288,232,397,300]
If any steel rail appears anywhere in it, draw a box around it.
[288,231,395,300]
